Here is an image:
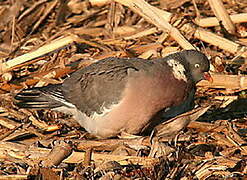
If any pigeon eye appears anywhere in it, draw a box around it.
[195,64,200,68]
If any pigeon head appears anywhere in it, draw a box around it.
[181,50,212,83]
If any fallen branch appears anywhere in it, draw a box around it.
[0,35,78,74]
[41,141,73,167]
[197,74,247,90]
[195,13,247,27]
[194,28,247,58]
[208,0,236,34]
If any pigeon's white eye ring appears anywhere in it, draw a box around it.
[195,64,200,68]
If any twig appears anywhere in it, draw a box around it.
[195,13,247,27]
[197,74,247,90]
[194,29,247,58]
[41,141,72,167]
[208,0,236,34]
[0,117,20,129]
[0,35,78,74]
[115,0,195,50]
[0,175,28,180]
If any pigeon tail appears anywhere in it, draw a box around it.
[15,84,71,109]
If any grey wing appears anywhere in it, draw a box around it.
[61,58,138,117]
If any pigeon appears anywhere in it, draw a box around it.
[15,50,212,138]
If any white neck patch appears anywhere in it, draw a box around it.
[167,59,187,82]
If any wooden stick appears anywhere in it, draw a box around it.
[114,0,195,50]
[208,0,236,34]
[195,13,247,27]
[0,175,28,180]
[89,0,111,6]
[0,35,78,74]
[41,141,72,167]
[179,23,247,58]
[0,141,159,166]
[123,27,159,40]
[194,28,247,58]
[0,117,20,129]
[197,74,247,90]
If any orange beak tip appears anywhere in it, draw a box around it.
[203,72,213,83]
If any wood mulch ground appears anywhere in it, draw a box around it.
[0,0,247,179]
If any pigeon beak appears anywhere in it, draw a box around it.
[203,72,213,83]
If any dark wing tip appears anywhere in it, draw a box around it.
[14,85,64,109]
